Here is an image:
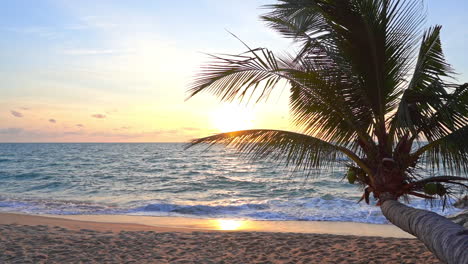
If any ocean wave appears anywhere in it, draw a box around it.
[0,143,464,225]
[0,172,51,181]
[130,197,460,224]
[0,197,117,215]
[26,181,65,191]
[0,196,460,225]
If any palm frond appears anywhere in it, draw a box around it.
[390,26,456,141]
[188,41,375,147]
[261,4,378,148]
[187,129,370,175]
[406,26,453,94]
[406,176,468,209]
[261,0,426,144]
[187,45,283,104]
[409,176,468,188]
[281,55,375,149]
[260,1,330,59]
[412,83,468,141]
[261,2,326,40]
[411,125,468,174]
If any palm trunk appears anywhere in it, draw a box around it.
[381,200,468,264]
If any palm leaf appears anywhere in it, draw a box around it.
[390,26,456,141]
[411,125,468,174]
[282,55,375,149]
[187,129,371,175]
[188,46,282,104]
[261,0,426,145]
[260,2,330,59]
[412,83,468,141]
[409,176,468,189]
[188,41,374,147]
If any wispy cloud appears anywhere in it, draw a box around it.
[92,114,106,119]
[90,129,182,139]
[62,15,119,31]
[49,119,57,123]
[79,16,119,30]
[0,127,191,142]
[182,127,200,131]
[10,110,23,118]
[0,128,83,141]
[63,24,90,31]
[61,49,133,56]
[105,109,119,114]
[0,128,23,135]
[63,131,85,136]
[112,126,131,131]
[3,26,58,38]
[76,124,84,127]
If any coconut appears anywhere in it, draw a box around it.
[347,168,357,184]
[436,183,447,196]
[424,183,437,195]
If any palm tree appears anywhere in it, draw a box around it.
[187,1,468,263]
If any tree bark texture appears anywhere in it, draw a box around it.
[381,200,468,264]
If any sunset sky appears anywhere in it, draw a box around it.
[1,0,467,142]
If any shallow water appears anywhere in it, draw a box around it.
[0,143,462,223]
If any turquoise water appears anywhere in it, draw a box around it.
[0,143,461,223]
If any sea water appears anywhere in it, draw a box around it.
[0,143,462,224]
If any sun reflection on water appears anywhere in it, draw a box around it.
[215,219,245,230]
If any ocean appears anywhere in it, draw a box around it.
[0,143,461,224]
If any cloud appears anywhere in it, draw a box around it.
[10,110,23,118]
[62,49,132,56]
[79,16,118,29]
[148,129,179,135]
[113,126,131,131]
[0,128,23,135]
[49,119,57,123]
[63,131,85,136]
[0,128,84,142]
[106,109,119,114]
[92,114,106,119]
[89,131,134,138]
[89,129,182,139]
[0,127,188,142]
[4,26,57,38]
[76,124,84,127]
[20,107,30,110]
[182,127,200,131]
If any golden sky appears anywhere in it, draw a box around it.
[1,0,466,142]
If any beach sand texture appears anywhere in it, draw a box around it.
[0,215,441,264]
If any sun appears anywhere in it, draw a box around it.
[211,104,255,132]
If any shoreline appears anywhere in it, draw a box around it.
[0,212,413,238]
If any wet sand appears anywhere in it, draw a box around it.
[0,213,440,263]
[0,212,415,237]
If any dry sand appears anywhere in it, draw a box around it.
[0,213,441,264]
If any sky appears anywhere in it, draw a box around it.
[1,0,467,142]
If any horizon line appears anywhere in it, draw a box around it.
[0,142,188,144]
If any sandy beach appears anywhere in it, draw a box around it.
[0,213,441,263]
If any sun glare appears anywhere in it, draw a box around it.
[211,105,255,133]
[215,219,245,230]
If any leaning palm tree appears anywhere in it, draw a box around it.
[187,1,468,263]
